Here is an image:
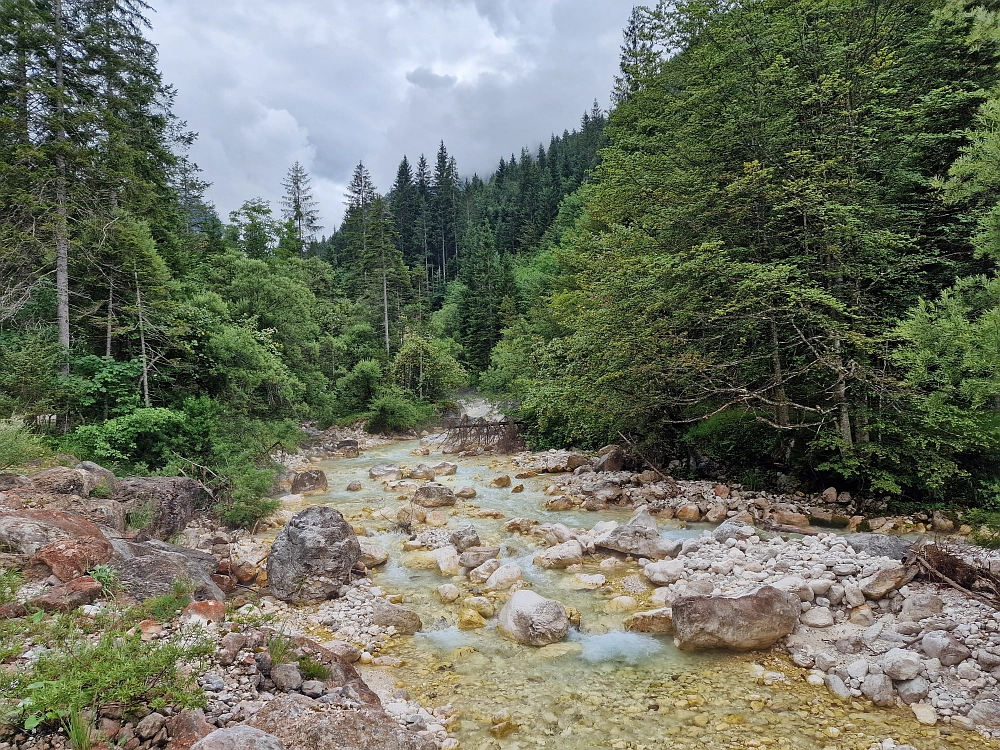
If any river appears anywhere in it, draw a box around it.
[273,439,989,750]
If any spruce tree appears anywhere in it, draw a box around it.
[280,161,322,256]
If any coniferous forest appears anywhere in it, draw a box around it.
[3,0,1000,525]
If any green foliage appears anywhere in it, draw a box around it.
[88,565,121,597]
[297,656,329,681]
[0,569,24,607]
[267,632,294,665]
[131,579,195,623]
[392,335,467,401]
[365,388,434,433]
[219,496,280,529]
[125,502,154,531]
[62,707,93,750]
[9,628,211,730]
[0,419,47,470]
[336,360,384,414]
[68,408,187,469]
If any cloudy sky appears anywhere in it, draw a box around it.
[147,0,637,230]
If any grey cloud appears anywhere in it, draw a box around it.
[148,0,636,226]
[406,66,459,90]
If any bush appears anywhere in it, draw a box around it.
[69,408,186,469]
[218,495,280,528]
[0,419,48,470]
[298,656,329,681]
[365,389,434,433]
[683,409,782,472]
[336,360,384,414]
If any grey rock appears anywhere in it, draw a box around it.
[290,469,328,495]
[191,726,287,750]
[900,593,943,622]
[672,585,800,651]
[111,538,223,602]
[595,445,625,472]
[894,676,930,705]
[136,712,166,740]
[800,607,834,628]
[968,699,1000,730]
[497,589,569,646]
[266,506,361,603]
[711,518,754,543]
[369,464,403,481]
[301,680,325,698]
[413,483,457,508]
[593,506,681,560]
[449,525,480,553]
[882,647,923,681]
[271,663,303,693]
[371,601,422,634]
[921,630,971,666]
[824,674,852,700]
[860,673,895,707]
[113,476,203,540]
[457,546,500,569]
[843,533,912,561]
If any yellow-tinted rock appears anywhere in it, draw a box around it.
[458,608,487,630]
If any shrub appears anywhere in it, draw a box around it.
[365,390,433,433]
[87,565,121,597]
[218,496,280,528]
[336,360,384,414]
[297,656,329,681]
[683,409,782,472]
[267,632,294,665]
[0,419,48,470]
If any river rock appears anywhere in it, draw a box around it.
[28,575,103,612]
[900,593,943,622]
[271,663,303,692]
[825,674,852,700]
[593,506,681,560]
[449,525,480,552]
[113,477,203,540]
[675,504,702,522]
[882,647,923,681]
[191,726,286,750]
[921,630,971,666]
[860,563,914,599]
[112,538,224,601]
[371,601,422,634]
[490,475,512,488]
[968,699,1000,729]
[497,590,570,646]
[432,462,458,476]
[861,674,895,707]
[800,606,834,628]
[433,545,462,576]
[843,534,912,561]
[485,563,522,590]
[455,487,477,499]
[626,608,674,634]
[672,585,801,651]
[458,546,499,568]
[595,446,625,472]
[464,596,495,618]
[535,539,584,569]
[407,464,436,480]
[249,694,435,750]
[30,467,91,496]
[346,482,362,492]
[458,608,487,630]
[895,676,930,704]
[712,518,755,543]
[437,584,461,602]
[266,506,361,603]
[370,464,403,482]
[469,558,501,584]
[413,483,457,507]
[911,704,938,726]
[31,535,113,581]
[358,540,388,567]
[290,470,328,496]
[643,559,686,585]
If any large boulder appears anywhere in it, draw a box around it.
[290,470,328,496]
[30,467,92,496]
[0,509,106,555]
[370,601,422,634]
[860,563,915,599]
[843,534,912,561]
[248,694,435,750]
[369,464,403,482]
[191,726,286,750]
[112,538,224,602]
[672,585,801,651]
[266,506,360,603]
[643,559,686,585]
[32,536,113,581]
[534,539,585,569]
[593,506,681,560]
[594,445,625,473]
[28,575,103,612]
[75,461,118,494]
[113,477,204,540]
[497,589,570,646]
[413,483,457,508]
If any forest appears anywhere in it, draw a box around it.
[2,0,1000,524]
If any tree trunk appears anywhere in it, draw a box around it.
[770,320,789,427]
[136,272,151,408]
[54,0,70,374]
[832,336,853,449]
[382,268,390,357]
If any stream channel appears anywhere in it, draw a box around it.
[265,440,991,750]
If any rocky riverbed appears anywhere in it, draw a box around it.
[3,436,1000,750]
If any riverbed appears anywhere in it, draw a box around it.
[276,440,993,750]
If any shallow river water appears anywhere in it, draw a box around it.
[277,441,993,750]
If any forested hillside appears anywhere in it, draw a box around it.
[4,0,1000,523]
[486,0,1000,510]
[0,0,606,524]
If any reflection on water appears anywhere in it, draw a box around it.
[269,440,991,750]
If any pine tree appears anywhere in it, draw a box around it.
[431,142,458,280]
[280,161,322,256]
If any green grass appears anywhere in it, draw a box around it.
[297,656,329,681]
[267,632,294,665]
[0,569,24,607]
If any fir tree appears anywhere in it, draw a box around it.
[280,161,322,256]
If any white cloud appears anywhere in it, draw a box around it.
[148,0,635,225]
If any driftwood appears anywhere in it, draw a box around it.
[443,416,525,454]
[907,539,1000,611]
